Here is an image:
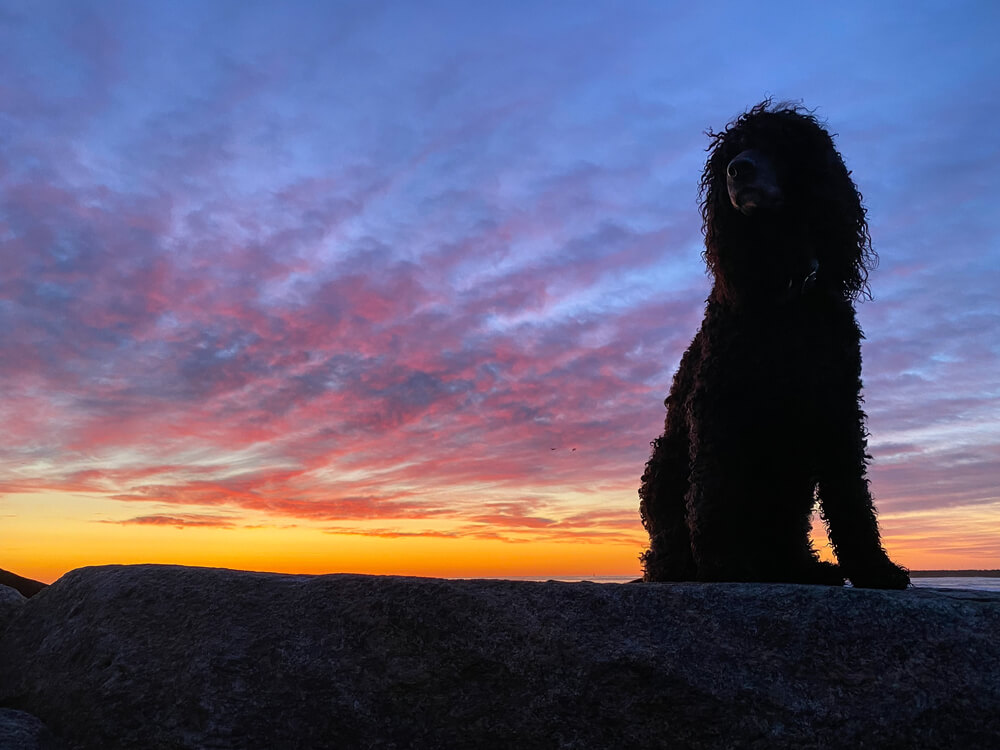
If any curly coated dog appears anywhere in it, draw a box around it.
[638,101,909,589]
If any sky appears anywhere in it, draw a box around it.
[1,1,998,583]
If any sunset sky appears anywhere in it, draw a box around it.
[2,1,998,583]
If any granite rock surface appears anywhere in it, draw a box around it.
[0,708,55,750]
[1,564,998,749]
[0,586,25,638]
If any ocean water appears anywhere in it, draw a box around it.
[909,577,1000,592]
[503,575,1000,592]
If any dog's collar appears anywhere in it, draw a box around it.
[784,258,819,300]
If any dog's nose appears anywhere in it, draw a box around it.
[727,155,756,182]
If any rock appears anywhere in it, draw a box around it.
[0,708,57,750]
[0,568,48,599]
[0,585,25,636]
[0,564,998,749]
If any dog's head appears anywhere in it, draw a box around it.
[700,100,876,306]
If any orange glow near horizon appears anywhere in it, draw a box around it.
[4,524,647,585]
[3,490,997,585]
[1,491,648,584]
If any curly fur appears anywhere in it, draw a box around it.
[638,100,909,589]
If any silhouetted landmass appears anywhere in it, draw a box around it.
[1,565,998,749]
[0,569,47,598]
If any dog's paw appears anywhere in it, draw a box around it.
[846,559,910,590]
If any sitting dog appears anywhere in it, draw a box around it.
[638,101,909,590]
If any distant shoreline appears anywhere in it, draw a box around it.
[4,568,1000,590]
[910,570,1000,578]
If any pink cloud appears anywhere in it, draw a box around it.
[103,514,239,529]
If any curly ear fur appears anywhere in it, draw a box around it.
[700,99,876,305]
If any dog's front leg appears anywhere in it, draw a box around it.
[816,401,910,590]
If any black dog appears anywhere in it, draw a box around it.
[639,101,909,589]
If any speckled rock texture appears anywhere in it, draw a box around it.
[0,586,25,637]
[1,565,998,749]
[0,708,56,750]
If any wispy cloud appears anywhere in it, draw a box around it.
[103,513,240,530]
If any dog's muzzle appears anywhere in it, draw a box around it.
[727,149,783,214]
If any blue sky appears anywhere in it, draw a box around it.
[1,0,998,577]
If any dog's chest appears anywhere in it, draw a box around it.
[699,303,842,400]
